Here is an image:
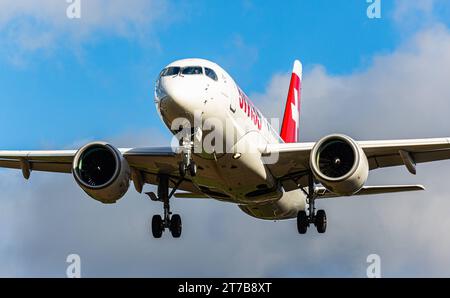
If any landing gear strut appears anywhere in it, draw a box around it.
[178,134,197,178]
[297,174,327,234]
[148,175,183,239]
[148,128,200,239]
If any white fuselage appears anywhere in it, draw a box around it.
[155,58,305,220]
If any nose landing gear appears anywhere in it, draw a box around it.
[179,161,197,178]
[178,135,198,178]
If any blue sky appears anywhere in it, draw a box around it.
[3,0,450,277]
[0,0,403,149]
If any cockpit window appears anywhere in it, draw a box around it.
[205,68,218,81]
[181,66,203,75]
[161,67,181,77]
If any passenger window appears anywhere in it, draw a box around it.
[161,67,180,77]
[205,68,218,81]
[181,66,203,75]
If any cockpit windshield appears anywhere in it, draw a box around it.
[181,66,203,75]
[161,67,181,77]
[159,65,218,81]
[205,68,218,81]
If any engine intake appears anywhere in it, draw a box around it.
[73,142,130,204]
[310,134,369,195]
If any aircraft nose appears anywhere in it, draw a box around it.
[155,76,207,119]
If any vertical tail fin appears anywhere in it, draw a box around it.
[280,60,302,143]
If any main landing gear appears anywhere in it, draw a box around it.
[297,174,327,234]
[147,175,184,239]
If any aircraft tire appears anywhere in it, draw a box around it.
[170,214,182,238]
[152,215,164,238]
[297,211,308,234]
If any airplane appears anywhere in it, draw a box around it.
[1,58,450,239]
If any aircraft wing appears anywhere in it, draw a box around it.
[264,137,450,190]
[0,150,76,174]
[315,184,425,199]
[0,147,199,194]
[359,138,450,172]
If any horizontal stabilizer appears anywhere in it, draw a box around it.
[316,184,425,199]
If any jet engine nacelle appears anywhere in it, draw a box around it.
[310,134,369,196]
[72,142,131,204]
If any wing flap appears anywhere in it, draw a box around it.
[0,150,76,163]
[263,142,313,179]
[362,138,450,171]
[174,192,209,199]
[369,149,450,171]
[0,150,76,174]
[122,147,180,176]
[316,184,425,199]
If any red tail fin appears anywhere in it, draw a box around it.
[280,60,302,143]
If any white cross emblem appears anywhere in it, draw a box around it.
[291,87,299,140]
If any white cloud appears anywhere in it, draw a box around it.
[0,0,170,33]
[0,0,173,65]
[393,0,435,23]
[391,0,450,33]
